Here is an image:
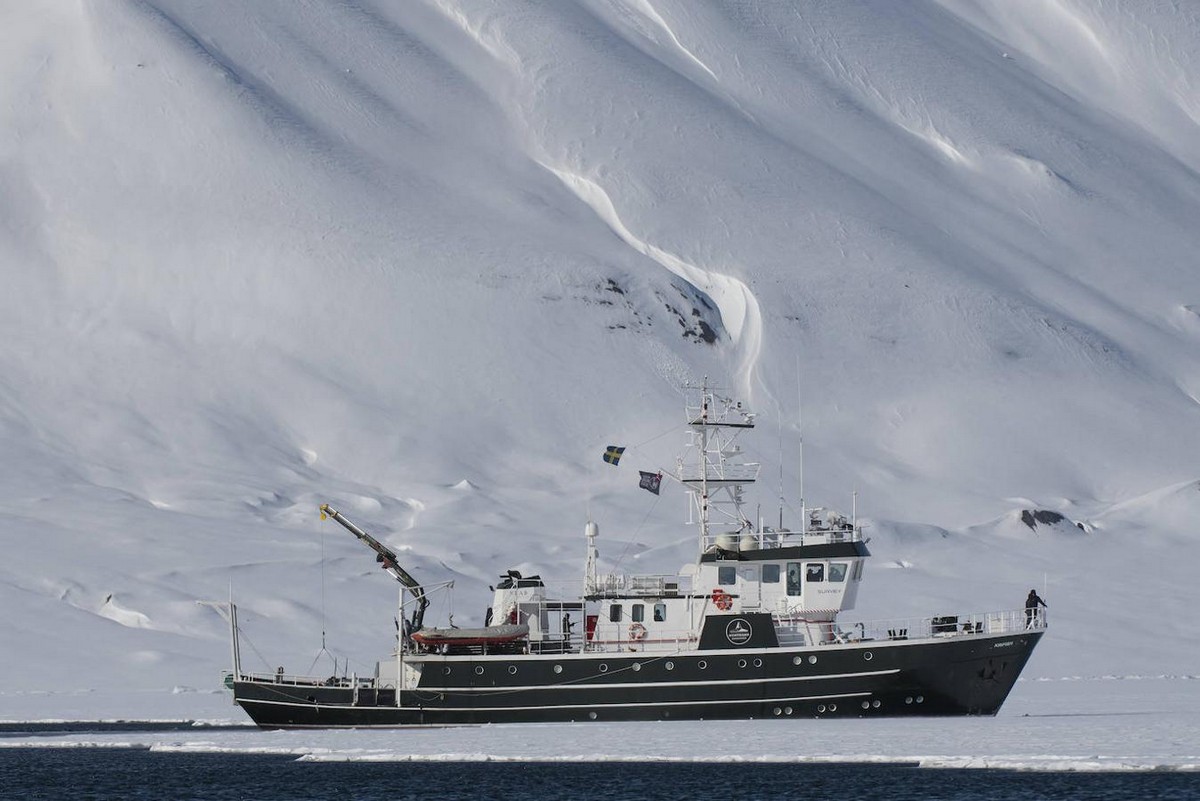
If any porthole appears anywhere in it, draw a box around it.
[553,664,563,674]
[698,660,708,670]
[784,706,793,715]
[753,658,763,668]
[905,696,913,705]
[773,707,782,716]
[474,666,484,675]
[508,665,517,675]
[916,695,924,704]
[792,656,803,666]
[632,662,642,672]
[872,700,881,708]
[737,659,747,669]
[817,704,826,713]
[861,701,870,710]
[588,711,598,720]
[665,661,675,671]
[829,704,837,712]
[863,651,873,661]
[599,664,609,673]
[442,667,451,675]
[808,655,817,664]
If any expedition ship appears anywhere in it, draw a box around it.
[230,382,1045,727]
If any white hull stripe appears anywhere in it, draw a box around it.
[422,667,900,693]
[405,633,995,663]
[239,690,871,714]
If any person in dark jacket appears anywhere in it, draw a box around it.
[1025,589,1047,628]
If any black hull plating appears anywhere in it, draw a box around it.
[234,630,1042,728]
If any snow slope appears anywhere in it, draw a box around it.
[1,0,1199,717]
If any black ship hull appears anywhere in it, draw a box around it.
[233,629,1043,728]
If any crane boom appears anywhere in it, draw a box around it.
[318,504,428,635]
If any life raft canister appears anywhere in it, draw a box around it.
[628,622,648,641]
[711,588,733,611]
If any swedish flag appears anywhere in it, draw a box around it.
[603,445,626,466]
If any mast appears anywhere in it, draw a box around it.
[678,378,761,553]
[319,504,429,634]
[700,385,709,546]
[228,601,242,680]
[584,520,599,594]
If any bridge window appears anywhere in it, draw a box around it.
[654,603,666,622]
[609,603,621,622]
[631,604,645,623]
[786,562,803,596]
[852,561,863,581]
[829,563,848,583]
[806,563,825,582]
[762,564,780,583]
[718,566,737,585]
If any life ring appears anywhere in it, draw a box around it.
[628,622,648,641]
[711,589,733,611]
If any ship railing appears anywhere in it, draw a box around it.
[702,525,862,553]
[678,464,762,483]
[589,573,691,597]
[235,669,378,688]
[582,628,700,654]
[773,608,1047,647]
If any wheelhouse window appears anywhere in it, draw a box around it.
[806,563,825,582]
[609,603,621,622]
[852,560,864,581]
[829,563,848,583]
[631,604,645,623]
[718,566,737,585]
[654,603,666,622]
[762,564,781,583]
[786,562,803,596]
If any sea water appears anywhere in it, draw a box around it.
[4,679,1199,799]
[3,747,1199,801]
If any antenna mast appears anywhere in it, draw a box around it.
[777,408,784,531]
[797,359,806,535]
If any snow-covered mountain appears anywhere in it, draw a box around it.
[3,0,1199,716]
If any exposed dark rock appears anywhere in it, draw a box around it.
[1020,509,1067,530]
[662,289,720,345]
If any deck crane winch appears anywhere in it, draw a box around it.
[318,504,428,637]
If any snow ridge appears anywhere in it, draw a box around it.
[541,163,763,401]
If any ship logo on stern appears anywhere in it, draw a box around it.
[725,618,753,645]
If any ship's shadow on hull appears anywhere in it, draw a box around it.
[234,631,1043,728]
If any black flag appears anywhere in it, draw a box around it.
[638,471,662,495]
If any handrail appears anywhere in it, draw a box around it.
[773,607,1047,646]
[237,670,378,688]
[583,628,700,653]
[701,525,863,553]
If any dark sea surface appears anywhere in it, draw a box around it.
[3,748,1198,801]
